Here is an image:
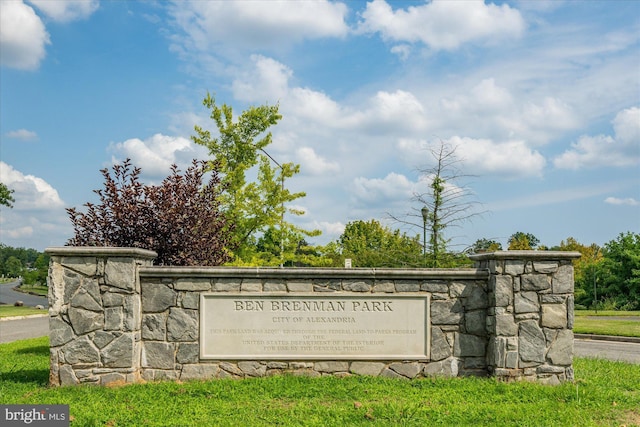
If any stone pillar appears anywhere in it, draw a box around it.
[469,251,580,384]
[46,247,156,386]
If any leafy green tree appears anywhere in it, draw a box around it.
[0,182,15,208]
[508,232,540,250]
[192,94,318,262]
[598,232,640,310]
[5,256,23,277]
[555,237,602,307]
[470,238,503,253]
[337,219,422,267]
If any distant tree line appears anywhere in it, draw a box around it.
[0,244,49,285]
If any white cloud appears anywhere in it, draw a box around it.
[295,147,340,175]
[357,0,525,50]
[352,172,416,204]
[554,107,640,170]
[108,134,210,177]
[604,197,639,206]
[4,129,38,141]
[29,0,99,22]
[0,0,50,70]
[0,161,64,210]
[232,55,292,102]
[169,0,348,53]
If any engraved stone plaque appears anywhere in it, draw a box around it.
[200,294,430,360]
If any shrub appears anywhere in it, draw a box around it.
[67,159,234,266]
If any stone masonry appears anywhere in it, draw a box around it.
[46,247,580,386]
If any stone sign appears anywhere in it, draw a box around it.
[200,294,430,360]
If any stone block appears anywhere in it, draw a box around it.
[390,362,421,379]
[176,343,199,364]
[546,330,573,365]
[69,307,104,335]
[454,333,486,357]
[104,307,123,331]
[493,275,513,307]
[181,364,218,381]
[504,260,525,276]
[104,258,137,291]
[380,368,407,379]
[70,281,102,311]
[342,281,371,292]
[58,365,79,386]
[102,292,124,307]
[60,336,100,365]
[430,327,451,361]
[142,342,175,369]
[541,304,567,329]
[238,361,267,377]
[464,285,488,310]
[61,256,98,277]
[141,282,177,312]
[431,300,463,325]
[350,362,385,376]
[263,282,286,292]
[174,278,211,291]
[93,331,116,349]
[518,320,546,364]
[423,358,458,377]
[553,265,574,294]
[142,313,166,341]
[533,262,558,274]
[372,282,395,293]
[421,281,449,293]
[49,317,75,347]
[505,351,518,368]
[465,311,486,336]
[395,281,421,292]
[521,274,550,291]
[287,281,314,292]
[567,295,574,329]
[514,291,539,314]
[315,361,349,373]
[102,333,136,368]
[123,295,140,331]
[181,292,200,310]
[212,279,241,292]
[167,308,198,342]
[240,280,263,292]
[495,314,518,336]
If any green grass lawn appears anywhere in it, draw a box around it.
[574,310,640,338]
[0,305,47,318]
[1,337,639,426]
[15,283,48,297]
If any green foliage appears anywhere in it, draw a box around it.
[0,244,49,285]
[192,93,318,263]
[598,232,640,310]
[336,219,423,267]
[0,182,15,208]
[508,232,540,250]
[470,238,503,253]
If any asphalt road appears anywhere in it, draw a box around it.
[0,315,48,343]
[0,315,638,364]
[0,280,48,307]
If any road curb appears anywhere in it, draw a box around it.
[0,314,48,322]
[574,333,640,344]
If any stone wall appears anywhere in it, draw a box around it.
[46,247,580,386]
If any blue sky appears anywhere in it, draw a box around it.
[1,0,638,252]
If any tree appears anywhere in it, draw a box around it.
[0,182,15,208]
[5,256,23,277]
[67,159,234,266]
[598,232,640,310]
[391,141,483,267]
[337,219,422,268]
[470,238,503,253]
[508,232,540,250]
[555,237,602,307]
[192,93,317,262]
